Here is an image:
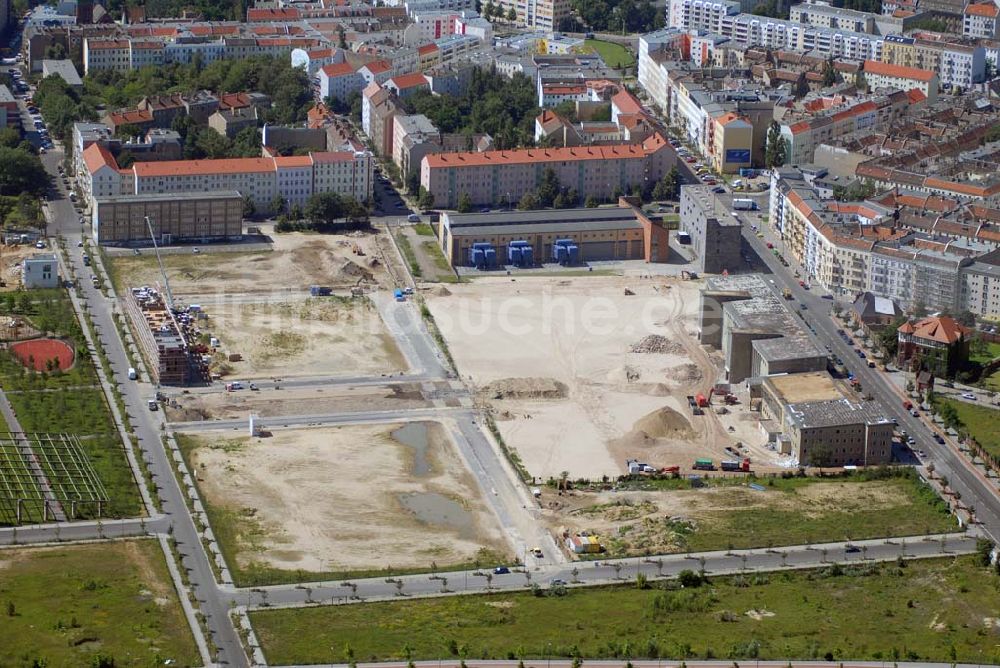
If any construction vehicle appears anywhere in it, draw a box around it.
[695,388,714,407]
[721,458,751,472]
[686,395,703,415]
[660,465,680,475]
[352,243,365,256]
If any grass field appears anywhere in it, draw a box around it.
[0,540,200,667]
[936,397,1000,460]
[252,556,1000,665]
[584,39,635,69]
[414,223,435,236]
[970,340,1000,365]
[606,468,956,554]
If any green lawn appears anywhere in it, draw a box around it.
[609,469,955,554]
[584,39,636,69]
[970,340,1000,365]
[252,556,1000,665]
[0,540,200,667]
[936,397,1000,460]
[414,223,435,236]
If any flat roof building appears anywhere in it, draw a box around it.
[92,191,244,245]
[41,59,83,88]
[680,184,743,275]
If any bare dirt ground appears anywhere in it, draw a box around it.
[187,422,508,572]
[426,275,767,479]
[109,230,395,296]
[538,479,914,557]
[166,382,433,422]
[1,244,40,291]
[202,297,407,379]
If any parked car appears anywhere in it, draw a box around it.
[845,545,861,554]
[551,578,567,585]
[962,392,977,400]
[493,566,510,575]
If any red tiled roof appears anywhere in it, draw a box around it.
[966,2,999,17]
[426,137,666,169]
[274,155,314,168]
[388,72,429,89]
[905,316,969,344]
[417,44,439,55]
[361,60,391,74]
[133,158,277,178]
[320,62,356,77]
[864,59,936,82]
[108,109,154,126]
[611,89,642,115]
[83,143,118,173]
[247,7,301,20]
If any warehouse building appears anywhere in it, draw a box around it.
[758,372,893,467]
[699,274,826,383]
[437,202,670,268]
[92,191,244,245]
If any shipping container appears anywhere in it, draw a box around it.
[693,458,714,470]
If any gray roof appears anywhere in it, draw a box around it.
[41,59,83,87]
[787,398,891,429]
[448,218,642,237]
[446,206,640,230]
[0,85,14,104]
[95,191,242,204]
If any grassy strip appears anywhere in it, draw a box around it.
[420,240,460,283]
[392,227,423,279]
[172,434,502,587]
[0,540,200,667]
[413,223,435,236]
[933,397,1000,460]
[484,411,531,484]
[418,299,456,374]
[251,556,1000,665]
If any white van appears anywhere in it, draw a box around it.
[127,367,137,380]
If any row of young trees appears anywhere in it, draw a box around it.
[272,192,370,232]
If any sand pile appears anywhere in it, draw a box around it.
[630,335,683,354]
[673,363,703,383]
[337,260,373,280]
[433,286,452,297]
[481,377,568,400]
[631,406,694,439]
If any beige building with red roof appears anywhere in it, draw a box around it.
[420,134,673,208]
[897,315,970,376]
[862,60,938,103]
[964,2,1000,39]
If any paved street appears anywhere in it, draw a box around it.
[232,532,976,609]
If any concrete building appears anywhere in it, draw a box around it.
[880,34,985,89]
[496,0,571,31]
[0,85,18,132]
[22,254,59,289]
[964,2,1000,39]
[759,372,893,467]
[961,257,1000,321]
[393,114,440,182]
[362,82,402,157]
[208,108,259,138]
[437,202,670,267]
[92,191,243,245]
[699,274,827,383]
[850,292,903,338]
[788,3,876,33]
[385,72,431,98]
[420,134,673,208]
[290,47,345,76]
[680,185,743,274]
[41,59,83,89]
[862,60,938,103]
[897,315,970,377]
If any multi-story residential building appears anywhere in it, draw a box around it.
[402,0,477,15]
[667,0,740,31]
[638,28,689,110]
[393,114,440,182]
[362,82,402,157]
[80,147,373,214]
[717,13,884,60]
[881,34,985,89]
[495,0,571,31]
[964,2,1000,39]
[0,85,18,132]
[318,62,365,101]
[83,39,131,75]
[709,112,753,173]
[862,60,939,102]
[358,60,394,86]
[788,3,876,34]
[291,47,344,76]
[385,72,431,98]
[961,255,1000,320]
[420,134,673,208]
[897,315,970,377]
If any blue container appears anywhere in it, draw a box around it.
[472,242,493,250]
[469,247,484,267]
[567,244,580,264]
[507,246,522,264]
[520,246,534,266]
[484,247,497,269]
[553,245,566,263]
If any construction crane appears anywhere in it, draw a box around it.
[144,216,175,309]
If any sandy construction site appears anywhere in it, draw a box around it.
[109,230,397,296]
[187,422,508,573]
[426,276,764,480]
[202,297,407,379]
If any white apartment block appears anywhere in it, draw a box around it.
[318,63,365,101]
[668,0,741,31]
[962,261,1000,320]
[964,2,1000,40]
[496,0,571,31]
[638,28,687,111]
[863,60,939,103]
[788,3,875,33]
[403,0,476,16]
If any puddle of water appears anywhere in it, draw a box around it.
[392,422,432,476]
[397,492,476,539]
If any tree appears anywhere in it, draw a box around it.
[793,72,810,99]
[854,70,868,92]
[0,147,51,197]
[506,6,517,21]
[822,57,837,87]
[585,195,599,208]
[518,191,540,210]
[456,192,473,213]
[242,194,256,218]
[764,121,787,169]
[652,165,681,201]
[270,194,287,216]
[537,167,561,207]
[338,25,348,50]
[417,187,435,211]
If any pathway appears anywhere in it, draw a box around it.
[0,388,66,522]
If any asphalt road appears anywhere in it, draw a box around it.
[740,212,1000,543]
[232,532,975,608]
[38,144,250,666]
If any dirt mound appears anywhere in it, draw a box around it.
[631,406,693,439]
[433,286,452,297]
[630,335,683,355]
[337,260,373,280]
[672,363,703,383]
[481,377,568,400]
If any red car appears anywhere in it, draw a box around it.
[766,242,774,249]
[685,156,696,163]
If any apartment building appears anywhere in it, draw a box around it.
[964,2,1000,39]
[962,256,1000,320]
[291,47,345,76]
[667,0,741,32]
[362,82,403,157]
[881,34,985,88]
[862,60,939,102]
[420,134,673,208]
[718,13,884,61]
[92,191,244,245]
[358,60,394,86]
[0,85,18,133]
[496,0,571,31]
[393,114,440,182]
[318,62,365,101]
[385,72,431,98]
[789,3,876,34]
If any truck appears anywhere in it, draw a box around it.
[309,285,332,297]
[693,458,714,471]
[82,253,91,266]
[394,288,405,302]
[782,288,792,299]
[147,397,158,411]
[732,198,758,211]
[721,458,751,472]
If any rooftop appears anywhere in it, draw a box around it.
[863,60,936,83]
[787,397,890,429]
[766,372,842,404]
